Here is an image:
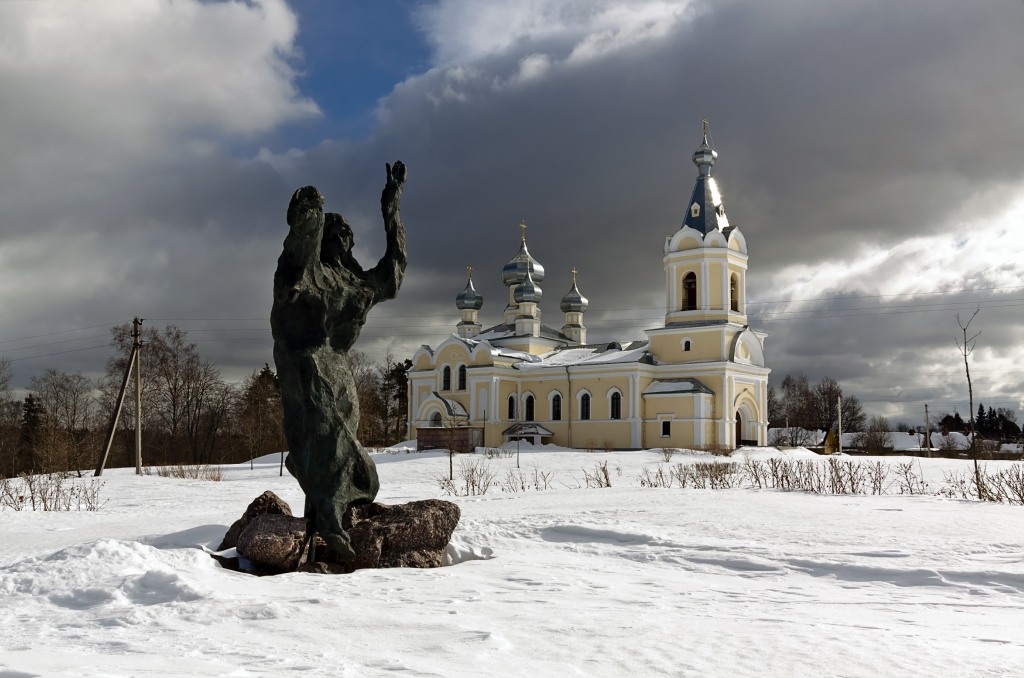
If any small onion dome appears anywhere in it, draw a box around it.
[560,278,588,313]
[501,240,545,286]
[513,269,543,303]
[692,118,718,177]
[456,276,483,310]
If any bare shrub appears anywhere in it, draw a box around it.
[866,461,891,495]
[484,447,514,459]
[985,465,1024,504]
[499,465,555,493]
[583,461,612,488]
[637,466,673,488]
[684,462,740,489]
[942,464,1024,504]
[826,457,868,494]
[669,463,691,488]
[940,470,974,500]
[893,461,928,495]
[0,473,104,511]
[764,458,826,493]
[144,464,223,481]
[695,444,734,457]
[436,457,495,496]
[660,448,678,462]
[742,458,770,489]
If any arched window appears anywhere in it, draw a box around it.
[730,274,739,312]
[457,364,467,390]
[507,395,516,420]
[610,392,622,420]
[525,395,535,421]
[683,272,697,311]
[430,412,442,427]
[551,394,562,421]
[580,393,591,421]
[683,340,692,352]
[442,365,451,391]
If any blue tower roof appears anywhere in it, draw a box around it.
[681,120,730,235]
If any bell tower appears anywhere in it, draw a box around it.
[663,118,748,327]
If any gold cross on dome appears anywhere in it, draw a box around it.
[571,267,578,283]
[520,219,527,242]
[466,265,473,280]
[701,116,709,140]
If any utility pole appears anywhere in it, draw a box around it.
[95,318,141,477]
[133,317,143,475]
[923,403,931,456]
[837,395,843,455]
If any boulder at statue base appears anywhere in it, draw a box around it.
[218,490,293,551]
[344,499,461,570]
[236,513,309,571]
[222,494,461,575]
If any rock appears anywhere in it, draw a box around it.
[217,490,293,551]
[345,499,461,570]
[236,513,309,572]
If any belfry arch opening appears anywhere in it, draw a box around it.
[683,272,697,311]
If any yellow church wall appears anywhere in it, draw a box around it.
[642,419,695,449]
[570,420,633,450]
[648,326,742,364]
[413,382,433,407]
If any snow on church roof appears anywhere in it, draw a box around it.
[515,341,650,370]
[643,378,714,395]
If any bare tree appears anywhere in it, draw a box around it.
[236,365,284,468]
[955,306,983,495]
[852,415,894,453]
[102,323,232,467]
[0,358,22,477]
[28,369,98,475]
[807,377,866,435]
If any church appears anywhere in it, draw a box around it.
[407,125,770,451]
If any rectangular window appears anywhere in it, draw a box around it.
[661,421,671,437]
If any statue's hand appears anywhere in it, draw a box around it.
[386,161,407,191]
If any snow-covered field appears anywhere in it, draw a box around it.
[2,446,1023,677]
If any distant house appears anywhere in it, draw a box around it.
[407,126,770,450]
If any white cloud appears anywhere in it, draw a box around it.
[761,195,1024,307]
[414,0,695,66]
[0,0,317,181]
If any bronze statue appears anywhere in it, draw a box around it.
[271,161,407,561]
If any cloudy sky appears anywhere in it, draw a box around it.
[2,0,1023,425]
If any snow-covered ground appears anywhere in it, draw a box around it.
[2,446,1023,677]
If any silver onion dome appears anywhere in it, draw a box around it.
[456,274,483,310]
[513,268,543,303]
[560,272,588,313]
[501,239,545,286]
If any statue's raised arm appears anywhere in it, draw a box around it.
[367,161,408,298]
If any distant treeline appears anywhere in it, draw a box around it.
[0,323,409,478]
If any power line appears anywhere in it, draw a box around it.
[0,322,120,346]
[6,344,111,363]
